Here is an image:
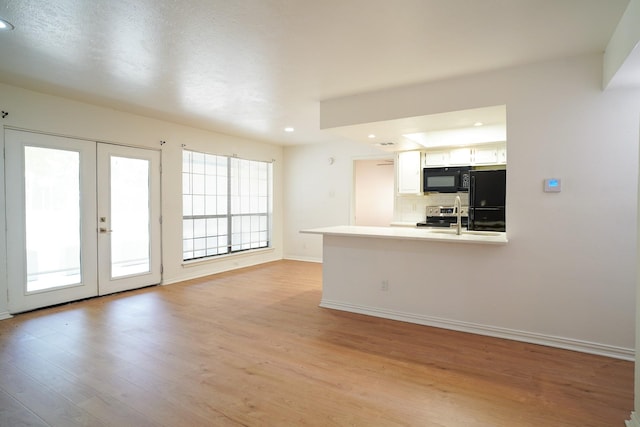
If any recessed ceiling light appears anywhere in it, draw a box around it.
[368,134,376,139]
[473,122,484,127]
[284,127,294,132]
[0,18,14,31]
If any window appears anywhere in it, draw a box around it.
[182,150,271,261]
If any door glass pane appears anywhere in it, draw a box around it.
[111,156,150,278]
[25,146,81,292]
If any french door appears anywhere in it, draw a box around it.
[96,143,161,295]
[5,130,161,313]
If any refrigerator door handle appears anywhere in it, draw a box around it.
[469,175,476,230]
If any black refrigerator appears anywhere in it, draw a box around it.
[468,169,506,232]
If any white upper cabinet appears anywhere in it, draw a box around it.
[423,150,448,167]
[471,145,499,165]
[448,148,472,165]
[397,150,422,194]
[422,142,506,167]
[498,144,507,164]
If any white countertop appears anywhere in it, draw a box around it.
[389,221,419,227]
[301,225,508,245]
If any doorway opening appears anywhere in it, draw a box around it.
[352,157,395,226]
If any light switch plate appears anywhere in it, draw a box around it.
[544,178,561,192]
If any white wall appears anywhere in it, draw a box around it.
[0,83,284,317]
[284,54,640,353]
[283,140,383,261]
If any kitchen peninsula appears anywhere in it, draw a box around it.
[301,225,514,346]
[302,225,507,244]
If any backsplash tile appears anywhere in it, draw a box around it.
[395,193,469,223]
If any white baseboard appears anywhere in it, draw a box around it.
[283,255,322,263]
[0,311,13,320]
[627,412,640,427]
[320,299,634,361]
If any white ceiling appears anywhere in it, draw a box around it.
[0,0,631,146]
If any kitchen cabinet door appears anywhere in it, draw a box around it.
[472,145,498,165]
[397,151,421,194]
[423,150,448,167]
[498,144,507,164]
[448,148,472,165]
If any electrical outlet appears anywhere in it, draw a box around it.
[381,280,389,291]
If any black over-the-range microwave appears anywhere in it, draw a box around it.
[423,166,471,193]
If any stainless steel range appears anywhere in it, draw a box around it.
[416,205,468,228]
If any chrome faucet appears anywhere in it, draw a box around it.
[454,195,462,235]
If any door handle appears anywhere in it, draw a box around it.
[99,227,113,233]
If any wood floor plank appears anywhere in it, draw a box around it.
[0,388,50,427]
[7,341,222,427]
[0,363,107,427]
[0,260,633,426]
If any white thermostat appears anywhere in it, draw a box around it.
[544,178,561,192]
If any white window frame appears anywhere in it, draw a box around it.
[182,149,272,261]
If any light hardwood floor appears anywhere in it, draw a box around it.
[0,260,633,426]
